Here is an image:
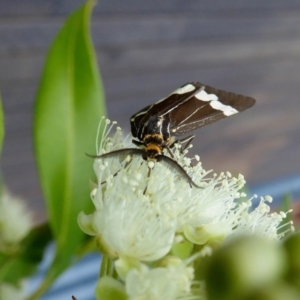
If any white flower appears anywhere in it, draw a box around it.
[79,120,177,262]
[0,190,33,252]
[79,118,293,290]
[79,119,291,251]
[233,195,294,239]
[125,257,195,300]
[0,281,27,300]
[79,118,294,300]
[78,190,176,262]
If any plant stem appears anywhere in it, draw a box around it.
[107,256,114,276]
[25,267,58,300]
[99,254,114,278]
[25,248,73,300]
[100,254,108,277]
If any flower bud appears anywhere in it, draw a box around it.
[95,276,127,300]
[245,282,300,300]
[283,232,300,290]
[205,235,287,300]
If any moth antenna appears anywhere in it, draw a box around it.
[86,148,145,159]
[87,148,201,188]
[156,154,202,188]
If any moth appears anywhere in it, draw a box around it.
[92,82,255,188]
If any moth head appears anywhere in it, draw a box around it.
[144,143,162,159]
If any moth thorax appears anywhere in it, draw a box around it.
[145,115,163,134]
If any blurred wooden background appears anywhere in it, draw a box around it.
[1,0,300,221]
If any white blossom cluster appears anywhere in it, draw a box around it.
[78,118,293,300]
[0,190,33,253]
[0,190,33,300]
[0,281,27,300]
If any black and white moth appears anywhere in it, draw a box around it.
[93,82,255,188]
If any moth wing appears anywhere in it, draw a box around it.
[169,84,255,136]
[130,82,203,138]
[130,104,152,138]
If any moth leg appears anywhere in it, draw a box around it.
[166,146,174,158]
[143,166,152,195]
[132,139,144,147]
[170,135,194,153]
[180,135,194,152]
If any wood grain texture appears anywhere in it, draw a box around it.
[1,0,300,221]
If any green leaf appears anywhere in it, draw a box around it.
[0,92,5,155]
[33,0,105,276]
[0,223,52,285]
